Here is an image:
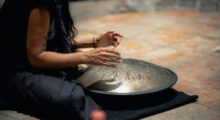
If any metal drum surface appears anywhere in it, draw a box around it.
[77,59,177,96]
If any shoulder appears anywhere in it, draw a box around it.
[25,0,55,11]
[25,0,55,18]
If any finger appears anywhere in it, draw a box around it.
[105,31,115,35]
[100,52,121,60]
[98,56,111,62]
[98,56,122,63]
[106,46,115,49]
[113,32,123,38]
[112,42,120,47]
[110,57,123,63]
[100,61,117,68]
[113,36,121,43]
[100,48,121,55]
[107,30,115,33]
[95,60,116,67]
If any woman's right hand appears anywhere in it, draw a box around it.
[83,47,122,67]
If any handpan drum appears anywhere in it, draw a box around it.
[77,59,177,96]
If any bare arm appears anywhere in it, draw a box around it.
[74,36,95,48]
[74,31,123,49]
[26,8,121,69]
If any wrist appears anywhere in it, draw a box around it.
[80,51,91,64]
[73,40,78,49]
[93,36,100,48]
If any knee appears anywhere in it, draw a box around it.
[69,86,86,111]
[53,85,86,111]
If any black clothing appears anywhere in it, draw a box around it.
[0,0,75,67]
[2,69,98,120]
[0,0,99,120]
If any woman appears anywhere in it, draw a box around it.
[0,0,123,119]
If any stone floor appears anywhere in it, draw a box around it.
[76,11,220,120]
[0,10,220,120]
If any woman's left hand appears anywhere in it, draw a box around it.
[96,31,123,48]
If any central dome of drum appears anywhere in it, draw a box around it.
[77,59,177,95]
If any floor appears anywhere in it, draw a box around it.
[77,11,220,120]
[0,10,220,120]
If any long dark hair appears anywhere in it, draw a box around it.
[60,0,77,41]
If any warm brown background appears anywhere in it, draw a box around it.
[1,0,220,119]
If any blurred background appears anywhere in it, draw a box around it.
[1,0,220,120]
[61,0,220,119]
[69,0,220,18]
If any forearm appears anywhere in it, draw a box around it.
[74,36,98,48]
[29,51,87,69]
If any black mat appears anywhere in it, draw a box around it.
[89,89,198,120]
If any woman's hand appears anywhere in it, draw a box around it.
[83,47,122,67]
[96,31,123,48]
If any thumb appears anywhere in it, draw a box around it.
[106,46,115,49]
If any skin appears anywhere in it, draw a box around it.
[27,7,123,69]
[75,31,123,48]
[90,110,106,120]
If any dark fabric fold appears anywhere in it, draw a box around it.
[89,89,198,120]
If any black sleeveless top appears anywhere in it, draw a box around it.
[0,0,76,68]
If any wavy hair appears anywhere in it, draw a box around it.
[60,0,78,41]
